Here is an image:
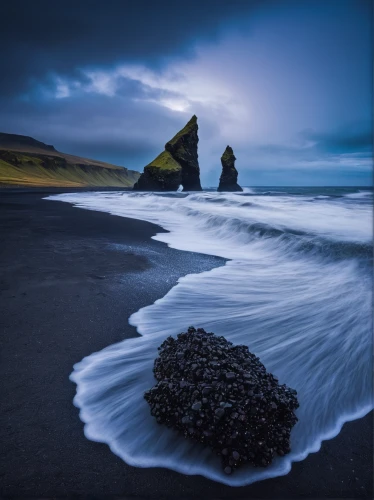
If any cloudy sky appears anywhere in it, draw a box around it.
[0,0,372,186]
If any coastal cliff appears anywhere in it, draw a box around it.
[0,132,140,188]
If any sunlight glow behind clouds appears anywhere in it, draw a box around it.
[55,78,71,99]
[79,61,240,116]
[9,0,372,186]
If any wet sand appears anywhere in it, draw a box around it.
[0,190,372,498]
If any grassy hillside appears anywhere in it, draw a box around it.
[0,133,140,188]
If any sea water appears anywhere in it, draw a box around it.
[47,187,373,485]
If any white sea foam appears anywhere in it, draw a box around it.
[47,188,373,485]
[344,190,373,199]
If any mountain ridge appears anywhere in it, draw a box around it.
[0,132,140,188]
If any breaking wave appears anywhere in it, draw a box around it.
[47,187,373,485]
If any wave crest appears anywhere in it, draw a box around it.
[48,188,373,485]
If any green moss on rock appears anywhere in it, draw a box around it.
[221,145,235,165]
[134,115,201,191]
[146,150,182,172]
[167,115,198,147]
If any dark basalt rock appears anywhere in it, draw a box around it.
[134,116,202,192]
[217,146,243,192]
[132,151,182,191]
[144,327,299,475]
[165,115,202,191]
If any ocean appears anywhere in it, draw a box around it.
[47,186,373,486]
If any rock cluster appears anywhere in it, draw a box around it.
[144,327,299,474]
[134,115,202,192]
[217,146,243,192]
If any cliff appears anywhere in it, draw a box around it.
[0,133,140,188]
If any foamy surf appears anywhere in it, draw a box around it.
[47,187,373,485]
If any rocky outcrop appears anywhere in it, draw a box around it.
[134,115,202,191]
[165,115,202,191]
[217,146,243,192]
[145,327,299,475]
[132,151,181,191]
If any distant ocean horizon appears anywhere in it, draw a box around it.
[204,185,373,190]
[48,186,373,485]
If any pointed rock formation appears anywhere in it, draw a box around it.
[165,115,202,191]
[134,115,202,191]
[217,146,243,192]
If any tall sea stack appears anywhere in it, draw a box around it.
[134,115,202,191]
[217,146,243,192]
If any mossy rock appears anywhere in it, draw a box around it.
[134,151,182,191]
[146,150,182,172]
[134,115,202,192]
[167,115,197,147]
[221,145,236,165]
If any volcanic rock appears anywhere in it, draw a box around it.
[217,146,243,192]
[134,115,202,191]
[144,327,299,474]
[165,115,201,191]
[132,150,181,191]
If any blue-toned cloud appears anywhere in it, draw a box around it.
[0,0,372,186]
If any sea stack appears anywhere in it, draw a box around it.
[134,115,202,191]
[217,146,243,192]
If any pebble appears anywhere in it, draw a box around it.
[191,402,202,411]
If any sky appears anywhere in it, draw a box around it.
[0,0,372,186]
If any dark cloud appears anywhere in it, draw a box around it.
[255,125,373,158]
[0,0,371,186]
[64,137,157,168]
[0,87,192,169]
[0,0,266,97]
[302,127,373,154]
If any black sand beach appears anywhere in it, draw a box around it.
[0,190,372,498]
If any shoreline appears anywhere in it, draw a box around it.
[0,189,372,498]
